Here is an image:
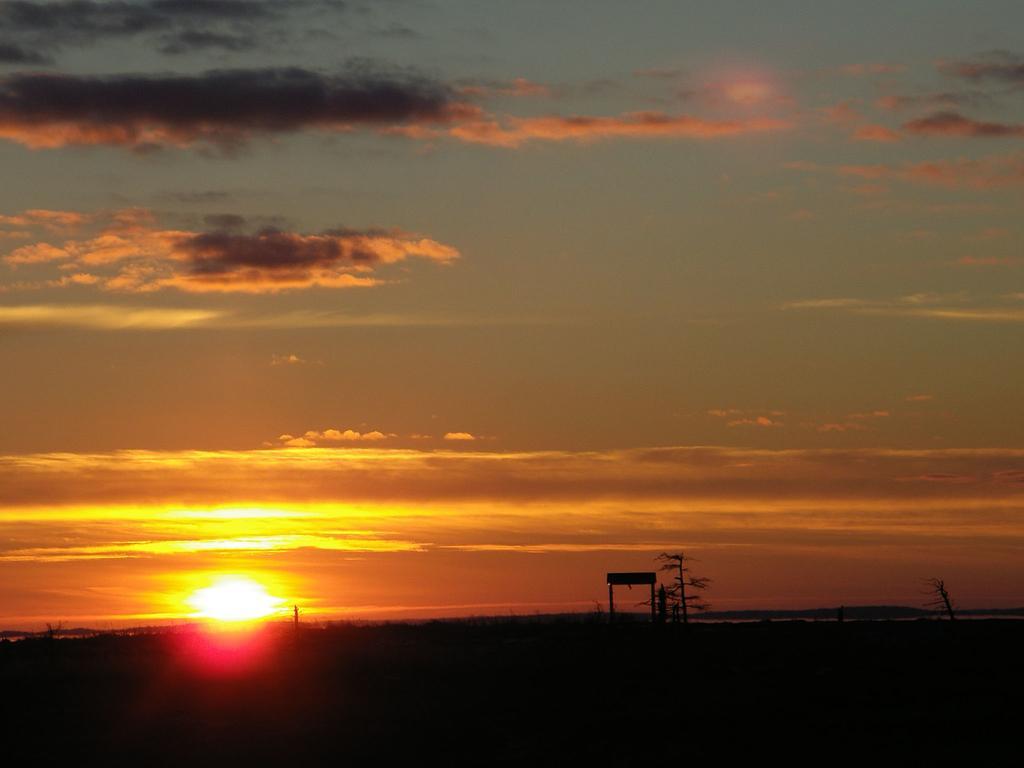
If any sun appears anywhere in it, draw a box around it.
[186,576,285,622]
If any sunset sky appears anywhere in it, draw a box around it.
[1,1,1022,627]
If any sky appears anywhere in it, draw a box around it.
[1,0,1022,627]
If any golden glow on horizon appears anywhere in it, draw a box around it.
[186,576,285,622]
[2,445,1023,627]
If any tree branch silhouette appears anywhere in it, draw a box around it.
[657,552,711,624]
[923,577,956,621]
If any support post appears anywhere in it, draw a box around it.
[650,583,656,622]
[606,572,655,623]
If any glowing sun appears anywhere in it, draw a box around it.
[186,576,284,622]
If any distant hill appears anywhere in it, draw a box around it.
[2,605,1023,637]
[693,605,1024,621]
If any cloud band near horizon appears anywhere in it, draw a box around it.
[2,445,1022,508]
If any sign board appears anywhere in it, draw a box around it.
[607,572,656,586]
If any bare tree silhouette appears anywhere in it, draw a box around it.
[924,577,956,621]
[657,552,711,624]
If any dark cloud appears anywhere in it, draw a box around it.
[0,1,276,34]
[157,29,261,54]
[940,51,1024,85]
[1,208,461,292]
[150,0,276,19]
[0,0,342,58]
[182,229,363,272]
[0,67,466,149]
[369,23,418,39]
[903,111,1024,138]
[166,227,458,291]
[0,41,50,64]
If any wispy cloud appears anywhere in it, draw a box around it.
[815,411,889,434]
[876,92,990,112]
[788,153,1024,189]
[841,63,907,77]
[708,409,784,428]
[1,533,424,562]
[270,353,306,366]
[445,111,792,148]
[456,77,552,99]
[0,303,221,329]
[785,294,1024,323]
[903,111,1024,138]
[852,124,901,142]
[727,416,783,428]
[938,51,1024,85]
[0,304,559,331]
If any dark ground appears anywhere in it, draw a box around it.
[1,619,1020,764]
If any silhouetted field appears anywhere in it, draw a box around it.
[2,619,1020,764]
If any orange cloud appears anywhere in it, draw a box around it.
[278,429,395,447]
[279,434,316,448]
[791,153,1024,190]
[817,410,889,433]
[817,423,867,433]
[707,408,742,417]
[448,111,791,148]
[853,124,901,142]
[0,209,89,230]
[314,429,392,442]
[443,432,477,441]
[821,101,860,125]
[2,209,460,294]
[457,78,551,99]
[709,409,784,428]
[727,416,783,428]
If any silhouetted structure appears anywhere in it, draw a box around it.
[657,552,711,624]
[293,605,299,630]
[606,572,657,621]
[657,585,667,624]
